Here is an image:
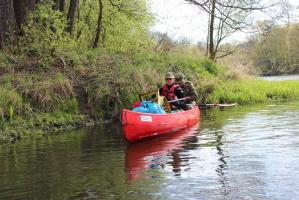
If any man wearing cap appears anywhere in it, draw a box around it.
[159,72,186,109]
[175,73,198,104]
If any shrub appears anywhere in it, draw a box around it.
[0,86,23,120]
[17,1,76,67]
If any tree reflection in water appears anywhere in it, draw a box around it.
[214,130,230,196]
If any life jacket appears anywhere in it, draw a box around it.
[161,84,178,100]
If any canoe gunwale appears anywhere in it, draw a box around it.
[122,106,199,117]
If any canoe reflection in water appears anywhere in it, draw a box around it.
[125,123,200,181]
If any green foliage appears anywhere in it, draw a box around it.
[0,74,13,86]
[0,52,8,67]
[251,22,299,75]
[103,2,152,53]
[17,1,76,66]
[6,0,153,69]
[199,59,221,75]
[64,0,152,53]
[208,80,299,104]
[0,85,23,121]
[58,98,79,114]
[286,24,299,69]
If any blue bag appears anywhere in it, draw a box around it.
[132,101,166,114]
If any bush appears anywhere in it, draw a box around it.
[0,86,23,121]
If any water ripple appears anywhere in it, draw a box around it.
[1,102,299,199]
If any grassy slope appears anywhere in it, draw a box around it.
[208,79,299,104]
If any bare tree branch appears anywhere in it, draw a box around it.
[185,0,274,60]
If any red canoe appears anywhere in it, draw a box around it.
[121,105,200,142]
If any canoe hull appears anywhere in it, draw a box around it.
[122,106,200,142]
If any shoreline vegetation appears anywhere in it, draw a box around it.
[1,1,299,144]
[1,52,299,144]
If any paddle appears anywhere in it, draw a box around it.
[167,97,189,103]
[168,98,237,109]
[166,96,237,109]
[134,98,190,107]
[199,103,237,108]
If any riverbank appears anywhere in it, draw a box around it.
[1,51,299,144]
[0,112,89,144]
[208,79,299,104]
[0,52,219,143]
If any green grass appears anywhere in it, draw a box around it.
[0,85,23,120]
[208,79,299,104]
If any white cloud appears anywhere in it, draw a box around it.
[148,0,208,43]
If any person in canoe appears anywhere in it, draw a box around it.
[175,73,198,107]
[159,72,187,110]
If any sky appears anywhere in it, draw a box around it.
[148,0,299,43]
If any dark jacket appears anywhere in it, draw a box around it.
[159,84,184,100]
[159,84,186,109]
[181,81,198,103]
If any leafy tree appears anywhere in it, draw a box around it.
[286,23,299,71]
[250,22,299,75]
[18,2,75,65]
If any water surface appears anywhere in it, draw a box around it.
[1,102,299,200]
[260,74,299,81]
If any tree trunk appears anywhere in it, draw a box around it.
[0,0,16,48]
[59,0,65,12]
[66,0,78,33]
[205,1,211,57]
[208,0,216,60]
[93,0,103,48]
[54,0,65,12]
[54,0,60,10]
[14,0,26,31]
[206,15,210,56]
[13,0,36,32]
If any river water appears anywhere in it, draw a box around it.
[1,101,299,200]
[260,74,299,81]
